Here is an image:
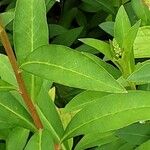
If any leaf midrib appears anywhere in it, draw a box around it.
[29,0,35,101]
[36,106,67,150]
[21,61,124,92]
[0,101,35,130]
[39,129,42,150]
[64,106,150,139]
[0,86,15,89]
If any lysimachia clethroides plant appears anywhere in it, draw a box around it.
[0,0,150,149]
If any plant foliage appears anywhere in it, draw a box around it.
[0,0,150,149]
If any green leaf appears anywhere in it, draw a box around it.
[88,11,108,29]
[25,129,54,150]
[0,10,14,27]
[76,44,99,54]
[0,119,12,129]
[134,26,150,58]
[123,20,141,53]
[116,123,150,145]
[79,2,101,12]
[0,143,5,150]
[21,45,126,93]
[45,0,56,12]
[63,91,150,140]
[0,79,16,91]
[114,6,131,48]
[0,129,11,140]
[81,52,121,79]
[49,24,68,38]
[14,0,48,64]
[79,38,112,59]
[14,0,49,100]
[131,0,150,25]
[59,8,78,28]
[119,20,141,78]
[118,143,135,150]
[136,140,150,150]
[0,92,35,131]
[0,54,17,87]
[64,91,109,113]
[99,21,114,36]
[96,138,126,150]
[82,0,115,14]
[6,127,29,150]
[76,10,87,26]
[52,27,83,47]
[128,62,150,83]
[54,84,82,107]
[35,81,68,149]
[75,132,118,150]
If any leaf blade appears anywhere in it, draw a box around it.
[21,45,126,93]
[25,129,54,150]
[0,92,35,131]
[63,91,150,140]
[13,0,49,100]
[6,127,29,150]
[128,62,150,83]
[79,38,112,59]
[114,6,131,47]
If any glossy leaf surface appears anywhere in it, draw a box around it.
[21,45,125,93]
[63,91,150,140]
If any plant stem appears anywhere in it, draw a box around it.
[0,25,43,129]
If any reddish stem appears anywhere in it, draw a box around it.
[0,25,43,129]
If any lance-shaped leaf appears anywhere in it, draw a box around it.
[64,91,109,112]
[0,119,12,130]
[36,81,68,150]
[114,6,131,48]
[99,21,114,36]
[82,0,115,14]
[128,62,150,83]
[6,127,29,150]
[0,92,35,131]
[116,123,150,145]
[25,129,54,150]
[62,91,150,140]
[52,27,83,47]
[123,20,141,53]
[81,52,121,79]
[21,45,126,93]
[96,138,127,150]
[75,132,117,150]
[134,26,150,58]
[136,140,150,150]
[132,0,150,25]
[0,11,14,27]
[0,54,17,87]
[79,38,112,59]
[0,79,16,91]
[45,0,56,12]
[49,24,68,38]
[0,129,11,140]
[14,0,49,100]
[14,0,49,64]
